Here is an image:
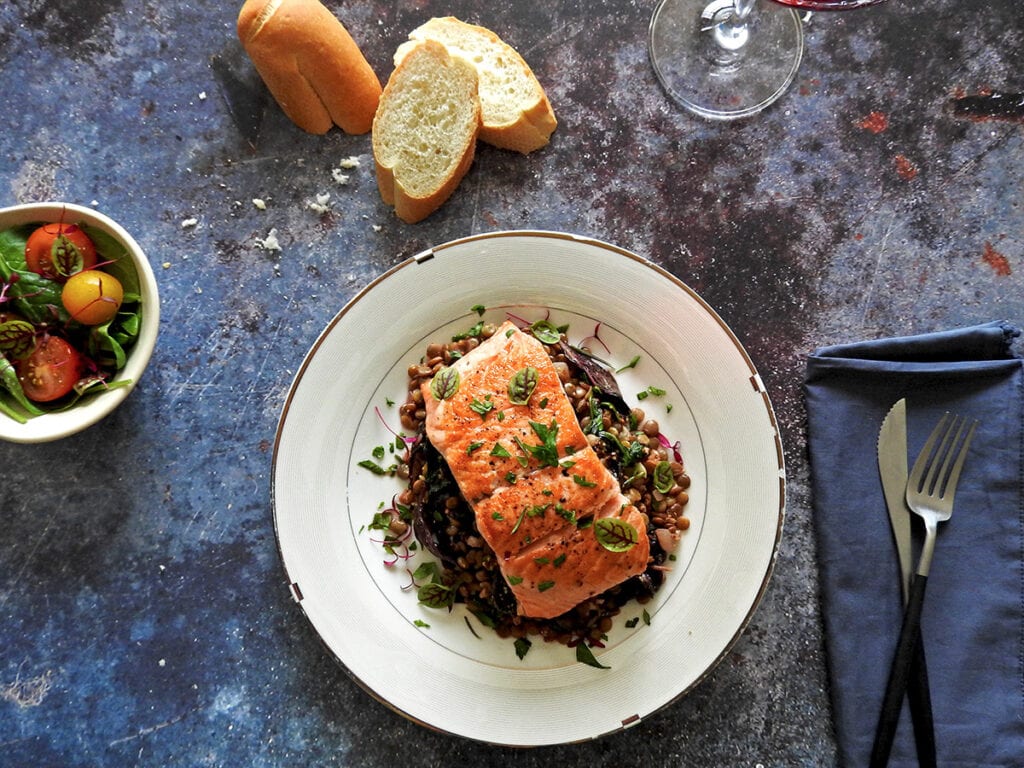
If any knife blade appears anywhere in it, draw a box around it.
[878,399,913,600]
[877,399,936,767]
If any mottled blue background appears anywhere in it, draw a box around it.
[1,0,1021,765]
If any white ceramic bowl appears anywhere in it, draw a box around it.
[0,202,160,443]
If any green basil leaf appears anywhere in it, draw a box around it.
[507,366,538,405]
[430,366,460,400]
[594,517,640,552]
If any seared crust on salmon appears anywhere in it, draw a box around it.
[421,321,650,619]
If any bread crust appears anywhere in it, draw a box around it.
[372,40,480,224]
[398,16,556,153]
[237,0,382,135]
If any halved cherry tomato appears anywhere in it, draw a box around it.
[62,270,124,325]
[25,222,97,280]
[15,336,83,402]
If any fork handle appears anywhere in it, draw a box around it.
[908,634,937,768]
[869,572,928,768]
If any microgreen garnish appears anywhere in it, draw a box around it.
[430,366,460,400]
[530,320,561,345]
[508,366,538,405]
[575,643,610,669]
[417,582,455,609]
[594,517,640,552]
[653,461,675,494]
[572,474,596,487]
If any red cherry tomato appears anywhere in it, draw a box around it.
[15,336,83,402]
[62,270,124,325]
[25,222,98,279]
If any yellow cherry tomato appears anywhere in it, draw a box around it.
[61,269,124,325]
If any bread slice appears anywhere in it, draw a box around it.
[395,17,556,154]
[372,39,481,224]
[237,0,382,135]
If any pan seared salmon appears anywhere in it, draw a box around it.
[421,320,650,619]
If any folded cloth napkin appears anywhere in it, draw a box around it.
[805,321,1024,768]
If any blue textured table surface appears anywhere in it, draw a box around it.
[1,1,1021,765]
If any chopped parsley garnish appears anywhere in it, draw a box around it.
[470,396,495,419]
[466,441,485,454]
[514,420,561,468]
[490,443,511,458]
[537,580,555,592]
[572,474,596,487]
[616,355,641,373]
[514,637,532,659]
[636,385,667,401]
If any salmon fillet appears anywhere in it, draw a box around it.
[421,320,650,619]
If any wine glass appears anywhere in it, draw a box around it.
[649,0,888,120]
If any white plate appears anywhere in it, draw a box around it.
[272,231,785,746]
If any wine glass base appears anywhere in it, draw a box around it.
[649,0,804,120]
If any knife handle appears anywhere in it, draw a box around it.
[908,634,937,768]
[869,572,928,768]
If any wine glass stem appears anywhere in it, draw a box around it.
[733,0,756,19]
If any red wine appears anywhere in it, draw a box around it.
[771,0,886,9]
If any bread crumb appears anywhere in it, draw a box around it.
[372,224,382,232]
[256,229,282,252]
[307,193,331,213]
[181,217,198,228]
[252,198,267,210]
[339,156,360,169]
[332,169,350,185]
[162,262,172,269]
[198,91,207,100]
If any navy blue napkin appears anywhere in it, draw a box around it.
[805,322,1024,768]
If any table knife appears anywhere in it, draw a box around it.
[876,399,936,767]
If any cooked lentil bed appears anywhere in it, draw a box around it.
[392,322,690,650]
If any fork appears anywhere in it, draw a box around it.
[869,412,979,767]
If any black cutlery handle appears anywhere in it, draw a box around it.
[908,633,936,768]
[869,572,928,768]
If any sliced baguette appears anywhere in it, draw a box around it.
[237,0,382,135]
[395,16,556,153]
[372,39,481,224]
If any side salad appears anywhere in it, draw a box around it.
[0,219,143,423]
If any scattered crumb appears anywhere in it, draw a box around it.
[256,229,282,252]
[2,669,54,708]
[339,156,360,169]
[307,193,331,213]
[198,91,207,100]
[181,217,198,228]
[332,169,351,185]
[372,224,382,232]
[162,262,172,269]
[252,198,267,210]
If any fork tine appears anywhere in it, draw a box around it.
[923,414,957,496]
[940,418,978,499]
[909,412,950,494]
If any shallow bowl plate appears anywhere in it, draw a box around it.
[272,231,785,745]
